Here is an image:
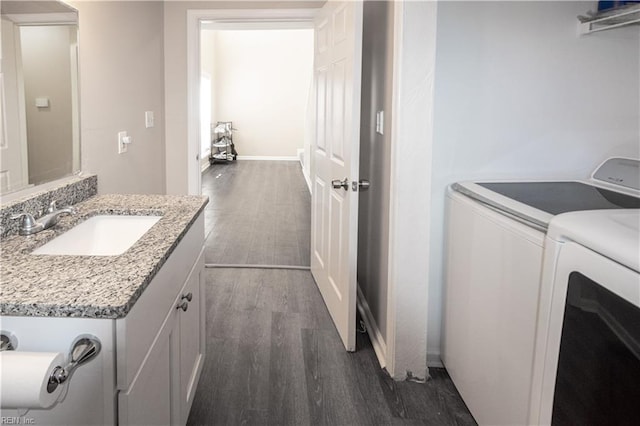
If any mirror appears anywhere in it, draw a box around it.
[0,0,80,196]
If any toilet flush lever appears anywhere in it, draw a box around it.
[332,178,349,191]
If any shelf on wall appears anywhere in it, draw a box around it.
[578,3,640,34]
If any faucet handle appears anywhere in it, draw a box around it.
[11,212,36,226]
[11,212,38,229]
[47,200,76,215]
[47,200,59,213]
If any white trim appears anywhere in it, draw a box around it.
[385,0,404,380]
[195,8,317,22]
[356,285,387,369]
[302,167,312,194]
[427,352,444,368]
[187,10,201,195]
[187,8,320,197]
[201,162,210,173]
[297,148,304,165]
[236,155,299,161]
[3,13,77,25]
[201,21,314,31]
[386,0,438,380]
[70,33,80,176]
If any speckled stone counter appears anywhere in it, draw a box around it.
[0,175,98,238]
[0,194,208,319]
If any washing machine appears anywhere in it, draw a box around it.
[442,157,640,425]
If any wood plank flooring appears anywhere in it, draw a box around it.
[189,161,476,425]
[201,161,310,266]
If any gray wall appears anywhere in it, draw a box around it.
[358,0,394,346]
[21,25,74,185]
[72,1,166,195]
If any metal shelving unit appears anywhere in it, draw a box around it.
[578,3,640,35]
[209,121,237,164]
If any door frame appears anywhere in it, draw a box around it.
[186,8,317,196]
[384,0,437,379]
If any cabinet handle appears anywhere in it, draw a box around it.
[176,301,189,312]
[181,292,193,302]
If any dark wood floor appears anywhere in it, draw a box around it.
[201,161,310,266]
[188,161,475,425]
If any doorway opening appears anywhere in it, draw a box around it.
[197,23,314,269]
[186,5,365,357]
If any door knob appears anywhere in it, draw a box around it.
[331,178,349,191]
[352,179,370,192]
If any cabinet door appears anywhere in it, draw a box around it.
[177,252,205,424]
[119,309,177,426]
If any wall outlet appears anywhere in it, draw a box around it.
[145,111,154,128]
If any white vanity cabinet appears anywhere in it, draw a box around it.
[117,213,205,426]
[175,257,205,424]
[0,194,208,426]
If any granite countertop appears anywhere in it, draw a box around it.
[0,194,208,319]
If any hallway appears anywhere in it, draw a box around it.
[202,161,310,267]
[188,161,475,425]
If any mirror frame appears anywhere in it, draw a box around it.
[0,0,81,200]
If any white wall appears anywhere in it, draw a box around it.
[202,29,313,159]
[429,1,640,360]
[72,0,166,195]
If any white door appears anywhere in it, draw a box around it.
[310,0,363,351]
[0,18,29,193]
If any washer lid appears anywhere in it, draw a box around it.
[477,181,640,215]
[548,209,640,273]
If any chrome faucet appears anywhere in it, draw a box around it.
[11,200,76,236]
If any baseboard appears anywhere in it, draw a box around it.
[356,284,387,370]
[236,155,299,161]
[302,168,312,194]
[201,162,210,173]
[427,351,443,368]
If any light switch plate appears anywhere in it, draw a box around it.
[35,97,49,108]
[145,111,154,128]
[376,111,384,135]
[118,131,128,154]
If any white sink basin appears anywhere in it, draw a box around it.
[32,215,162,256]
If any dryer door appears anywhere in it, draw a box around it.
[537,241,640,425]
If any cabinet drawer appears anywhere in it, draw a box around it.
[116,213,204,390]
